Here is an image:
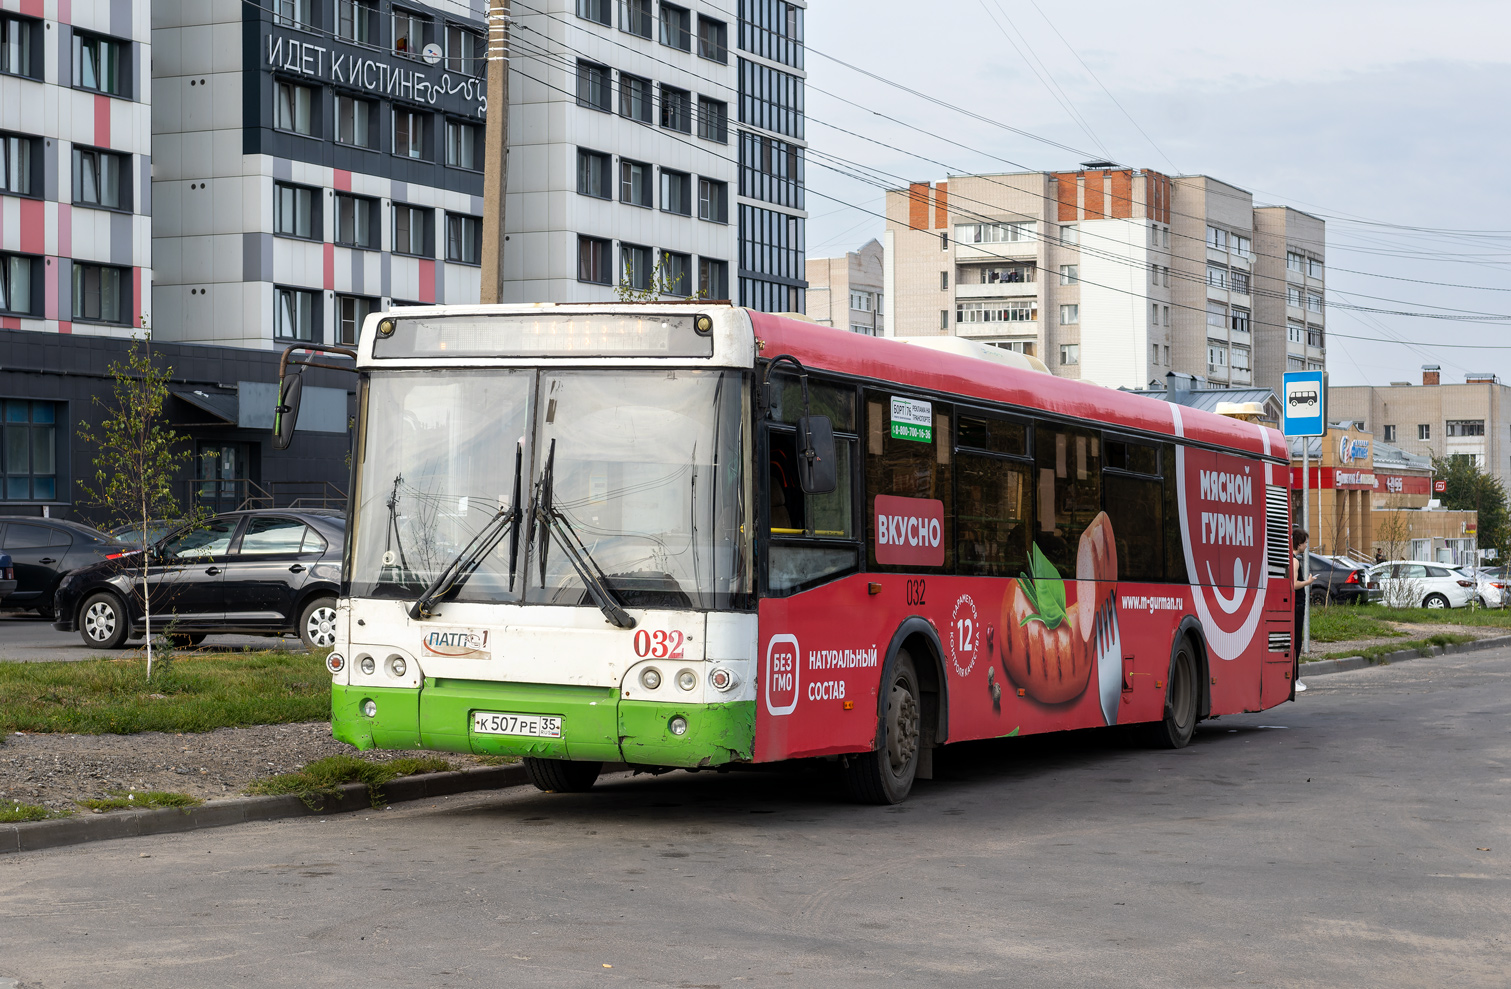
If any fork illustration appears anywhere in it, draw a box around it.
[1092,591,1122,726]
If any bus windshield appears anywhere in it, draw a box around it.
[350,368,751,612]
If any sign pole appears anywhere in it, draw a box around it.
[1281,369,1325,667]
[1302,440,1310,654]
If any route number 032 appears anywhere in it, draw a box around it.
[633,628,685,659]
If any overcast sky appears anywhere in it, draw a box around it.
[803,0,1511,388]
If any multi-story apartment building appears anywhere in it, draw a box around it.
[882,166,1325,392]
[1330,367,1511,493]
[1253,205,1326,389]
[804,237,880,334]
[0,0,153,338]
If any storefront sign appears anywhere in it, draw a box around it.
[1338,436,1370,464]
[1334,470,1376,489]
[266,34,486,116]
[1434,480,1448,493]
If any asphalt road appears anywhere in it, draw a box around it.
[2,650,1508,988]
[0,611,295,662]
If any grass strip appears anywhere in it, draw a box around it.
[1,802,71,823]
[1307,632,1479,663]
[77,791,203,813]
[1308,607,1405,644]
[0,650,330,735]
[246,754,454,810]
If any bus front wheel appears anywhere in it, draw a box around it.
[843,650,922,805]
[1143,638,1199,749]
[523,758,602,793]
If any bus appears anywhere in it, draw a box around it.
[274,303,1296,804]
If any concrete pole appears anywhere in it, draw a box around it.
[479,1,511,304]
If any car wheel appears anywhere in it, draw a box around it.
[1142,637,1200,749]
[299,596,339,650]
[1423,593,1450,610]
[842,649,922,804]
[79,592,129,649]
[168,632,208,647]
[523,758,602,793]
[1308,587,1328,606]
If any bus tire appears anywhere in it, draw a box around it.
[523,758,602,793]
[1142,637,1199,749]
[843,650,922,804]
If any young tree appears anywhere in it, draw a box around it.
[614,254,709,302]
[76,336,197,679]
[1432,454,1510,563]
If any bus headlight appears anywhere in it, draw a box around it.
[668,716,688,735]
[640,667,662,690]
[676,669,698,691]
[388,656,407,678]
[708,667,738,692]
[327,653,345,674]
[359,656,375,675]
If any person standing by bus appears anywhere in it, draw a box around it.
[1293,527,1317,692]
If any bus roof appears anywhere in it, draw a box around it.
[748,310,1285,463]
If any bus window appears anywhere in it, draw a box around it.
[1163,444,1189,582]
[1102,436,1163,582]
[955,453,1031,576]
[864,393,954,571]
[1034,425,1100,577]
[764,424,859,595]
[767,372,857,432]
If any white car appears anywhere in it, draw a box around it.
[1450,566,1504,608]
[1366,561,1478,609]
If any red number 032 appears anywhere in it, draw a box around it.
[633,628,685,659]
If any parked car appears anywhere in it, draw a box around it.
[52,510,345,650]
[0,517,133,619]
[1304,553,1369,606]
[0,552,15,602]
[1365,560,1478,609]
[1449,566,1504,608]
[107,519,184,551]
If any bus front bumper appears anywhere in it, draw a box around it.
[331,680,755,769]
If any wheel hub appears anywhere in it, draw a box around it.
[886,682,920,775]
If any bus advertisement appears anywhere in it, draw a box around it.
[277,304,1295,804]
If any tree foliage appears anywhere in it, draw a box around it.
[1432,454,1510,557]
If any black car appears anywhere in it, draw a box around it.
[53,510,345,650]
[0,517,132,618]
[1306,553,1369,606]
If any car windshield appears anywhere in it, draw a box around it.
[349,369,751,611]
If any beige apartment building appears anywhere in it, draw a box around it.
[805,239,883,334]
[880,166,1326,392]
[1330,367,1511,492]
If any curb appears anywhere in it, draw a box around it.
[1300,633,1511,677]
[0,763,530,856]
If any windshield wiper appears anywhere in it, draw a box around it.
[408,442,524,620]
[530,439,637,630]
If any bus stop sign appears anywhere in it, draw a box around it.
[1282,370,1325,437]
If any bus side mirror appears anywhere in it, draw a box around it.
[272,369,304,451]
[797,415,837,495]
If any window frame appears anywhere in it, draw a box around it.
[71,29,125,97]
[393,107,428,159]
[444,212,482,265]
[273,181,321,241]
[659,83,692,133]
[334,94,377,149]
[0,15,43,81]
[577,234,611,284]
[444,118,481,170]
[0,399,61,502]
[274,78,316,136]
[697,15,728,62]
[335,293,378,345]
[659,2,692,50]
[334,192,378,250]
[619,72,652,122]
[71,262,130,325]
[697,176,728,223]
[660,168,692,216]
[577,147,612,200]
[71,145,130,212]
[0,252,39,317]
[391,202,431,257]
[620,158,652,208]
[576,60,612,111]
[274,285,320,342]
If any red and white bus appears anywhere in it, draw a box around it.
[283,304,1295,804]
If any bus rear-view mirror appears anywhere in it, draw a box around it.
[272,369,304,450]
[797,415,837,495]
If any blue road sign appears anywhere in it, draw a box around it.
[1282,370,1325,437]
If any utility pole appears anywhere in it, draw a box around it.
[479,1,511,304]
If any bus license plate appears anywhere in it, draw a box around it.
[472,711,563,738]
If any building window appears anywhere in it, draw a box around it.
[393,8,427,55]
[392,203,429,256]
[336,0,376,43]
[1206,301,1227,336]
[1307,328,1324,348]
[72,148,128,210]
[1418,424,1430,440]
[939,310,949,331]
[697,96,728,142]
[576,0,611,26]
[737,0,803,69]
[1,16,39,78]
[72,31,123,96]
[1287,286,1303,306]
[956,301,1036,324]
[577,61,611,111]
[660,250,691,296]
[335,194,377,249]
[659,2,691,50]
[1206,265,1227,289]
[1,400,58,501]
[738,59,804,139]
[1,133,34,196]
[1288,322,1304,344]
[1230,308,1250,335]
[956,221,1034,244]
[445,120,481,169]
[1231,347,1250,371]
[445,213,482,265]
[578,235,610,284]
[660,84,692,132]
[963,263,1033,285]
[1059,304,1078,325]
[1151,303,1158,325]
[445,24,484,75]
[1383,425,1396,442]
[1151,342,1159,365]
[1307,257,1324,278]
[335,96,375,148]
[1060,224,1078,246]
[1163,305,1169,327]
[394,108,426,158]
[620,159,651,207]
[1059,264,1078,285]
[697,177,728,222]
[661,168,692,215]
[1206,225,1228,250]
[851,323,876,336]
[699,258,728,299]
[1230,269,1250,294]
[1208,346,1227,370]
[1286,251,1306,272]
[0,254,35,316]
[275,286,318,341]
[620,243,651,291]
[1307,292,1323,313]
[620,73,652,121]
[72,263,128,323]
[336,294,377,345]
[849,290,872,312]
[1162,227,1169,248]
[275,80,314,135]
[1447,420,1486,437]
[619,0,651,38]
[698,15,728,62]
[273,0,312,28]
[1233,235,1252,259]
[941,270,949,291]
[274,182,319,240]
[1060,344,1079,365]
[577,148,611,199]
[940,232,948,251]
[739,132,803,209]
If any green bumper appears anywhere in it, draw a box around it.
[331,680,754,768]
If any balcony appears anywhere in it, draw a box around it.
[957,321,1036,340]
[955,282,1037,300]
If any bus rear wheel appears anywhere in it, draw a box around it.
[523,758,602,793]
[1143,638,1199,749]
[843,650,921,805]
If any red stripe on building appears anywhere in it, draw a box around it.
[0,316,20,330]
[333,169,352,191]
[58,321,72,335]
[95,94,111,148]
[1290,467,1432,494]
[133,267,142,327]
[418,259,435,303]
[58,203,71,258]
[19,198,44,254]
[19,0,43,17]
[323,242,335,290]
